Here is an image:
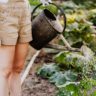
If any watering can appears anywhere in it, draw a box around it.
[29,3,66,50]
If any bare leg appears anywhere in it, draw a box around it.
[9,43,29,96]
[0,45,15,96]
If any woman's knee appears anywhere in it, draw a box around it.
[0,57,14,78]
[0,67,12,78]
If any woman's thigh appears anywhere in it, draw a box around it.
[0,45,15,76]
[13,43,29,73]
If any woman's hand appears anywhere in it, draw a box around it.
[40,0,52,6]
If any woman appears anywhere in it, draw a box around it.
[0,0,51,96]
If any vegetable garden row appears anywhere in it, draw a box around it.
[29,0,96,96]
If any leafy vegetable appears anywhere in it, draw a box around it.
[57,83,81,96]
[37,63,60,78]
[54,46,96,74]
[49,71,77,87]
[88,9,96,26]
[79,78,96,90]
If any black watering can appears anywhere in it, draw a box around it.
[29,3,66,50]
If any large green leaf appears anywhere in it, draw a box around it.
[57,83,81,96]
[37,63,60,78]
[50,72,67,86]
[49,70,78,87]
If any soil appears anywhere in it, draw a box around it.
[22,47,57,96]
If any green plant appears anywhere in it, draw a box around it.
[49,71,78,87]
[37,63,60,78]
[57,83,81,96]
[88,9,96,26]
[35,1,96,96]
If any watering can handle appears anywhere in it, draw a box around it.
[32,3,66,33]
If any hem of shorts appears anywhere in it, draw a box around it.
[1,38,17,46]
[18,36,33,43]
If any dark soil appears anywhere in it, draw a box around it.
[22,47,57,96]
[22,74,57,96]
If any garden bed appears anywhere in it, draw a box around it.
[22,48,57,96]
